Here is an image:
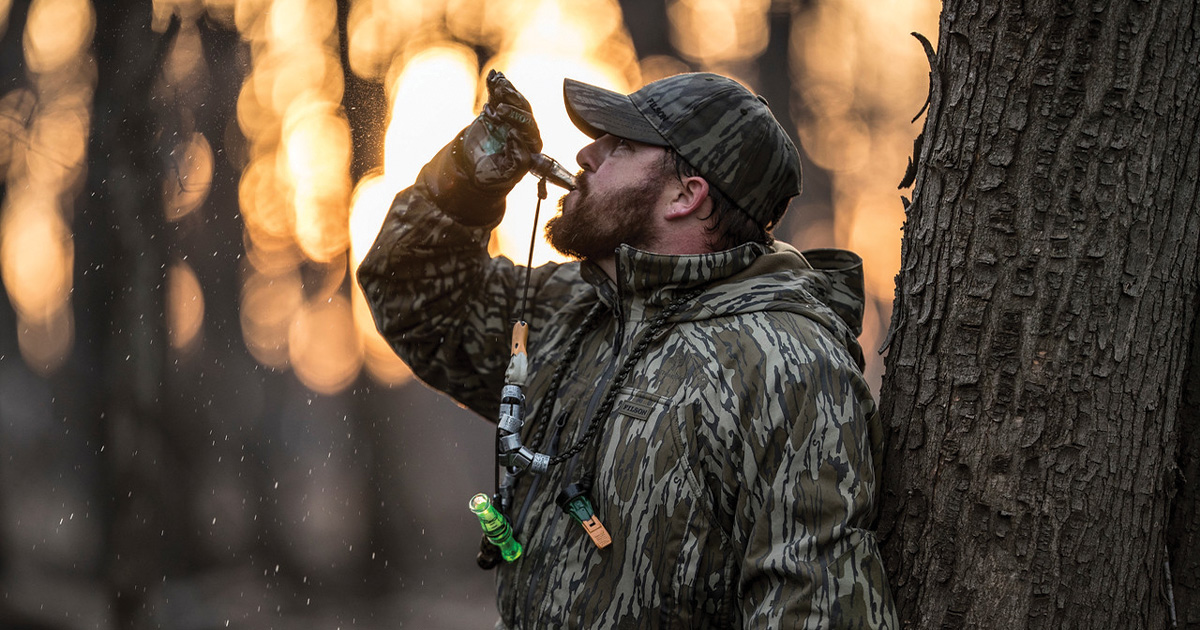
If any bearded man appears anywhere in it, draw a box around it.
[358,70,898,629]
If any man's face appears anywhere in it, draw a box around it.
[545,136,670,261]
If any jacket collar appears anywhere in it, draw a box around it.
[576,241,869,366]
[580,243,767,317]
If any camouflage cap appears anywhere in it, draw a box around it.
[563,72,802,229]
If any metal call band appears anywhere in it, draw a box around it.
[530,153,577,191]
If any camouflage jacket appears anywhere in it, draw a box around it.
[357,182,898,629]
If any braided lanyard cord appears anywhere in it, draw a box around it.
[530,288,705,465]
[524,303,605,454]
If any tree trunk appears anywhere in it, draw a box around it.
[877,0,1200,628]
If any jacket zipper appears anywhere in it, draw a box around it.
[612,255,627,356]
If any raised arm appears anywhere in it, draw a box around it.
[356,71,572,418]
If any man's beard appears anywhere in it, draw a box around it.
[544,170,663,261]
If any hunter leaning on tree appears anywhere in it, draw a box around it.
[358,70,898,628]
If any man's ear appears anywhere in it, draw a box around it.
[663,176,710,220]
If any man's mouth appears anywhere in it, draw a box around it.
[560,173,587,213]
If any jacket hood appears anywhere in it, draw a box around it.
[583,241,869,367]
[720,244,867,337]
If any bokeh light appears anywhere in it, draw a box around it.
[283,99,352,262]
[667,0,770,70]
[168,261,205,350]
[0,0,12,36]
[234,0,356,392]
[0,192,73,325]
[288,293,362,395]
[164,132,215,221]
[22,0,95,74]
[379,43,478,190]
[240,265,303,368]
[0,0,95,375]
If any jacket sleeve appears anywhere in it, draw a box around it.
[737,330,898,628]
[356,180,574,419]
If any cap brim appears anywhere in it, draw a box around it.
[563,79,668,146]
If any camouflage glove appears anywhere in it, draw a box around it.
[419,70,544,226]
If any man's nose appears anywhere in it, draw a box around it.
[576,136,606,172]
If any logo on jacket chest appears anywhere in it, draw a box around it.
[616,400,653,421]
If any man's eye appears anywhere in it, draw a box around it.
[615,139,631,150]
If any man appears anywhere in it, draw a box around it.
[358,70,897,628]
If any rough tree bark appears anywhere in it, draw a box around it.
[877,1,1200,628]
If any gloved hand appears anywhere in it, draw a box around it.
[420,70,543,226]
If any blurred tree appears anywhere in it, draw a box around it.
[79,7,182,627]
[334,2,398,598]
[616,0,672,59]
[0,6,55,626]
[877,1,1199,628]
[337,0,387,181]
[0,0,28,558]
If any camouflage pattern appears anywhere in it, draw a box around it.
[357,182,897,628]
[564,73,802,228]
